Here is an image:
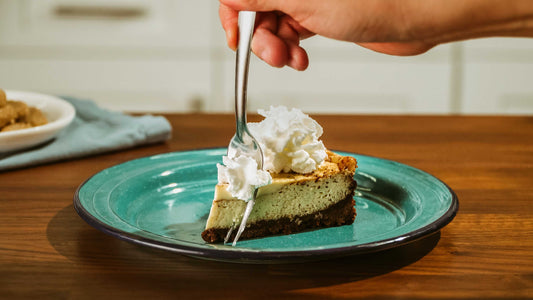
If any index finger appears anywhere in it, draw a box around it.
[219,4,239,50]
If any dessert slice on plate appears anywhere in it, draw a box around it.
[201,106,357,243]
[202,150,357,243]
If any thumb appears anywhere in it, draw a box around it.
[357,42,435,56]
[219,0,317,20]
[220,0,287,12]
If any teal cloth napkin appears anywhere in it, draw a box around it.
[0,96,172,171]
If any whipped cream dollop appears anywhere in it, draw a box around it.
[217,106,327,200]
[249,106,327,174]
[217,155,271,201]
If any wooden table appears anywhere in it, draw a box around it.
[1,114,532,299]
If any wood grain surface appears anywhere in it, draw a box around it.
[1,114,532,299]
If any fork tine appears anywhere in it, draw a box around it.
[223,225,234,244]
[232,195,256,246]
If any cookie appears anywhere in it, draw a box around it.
[0,105,17,128]
[1,122,32,132]
[0,89,6,108]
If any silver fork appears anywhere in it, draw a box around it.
[225,11,264,246]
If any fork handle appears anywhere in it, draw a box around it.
[234,11,256,140]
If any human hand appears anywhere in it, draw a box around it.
[220,0,533,70]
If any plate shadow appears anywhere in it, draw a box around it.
[47,204,441,296]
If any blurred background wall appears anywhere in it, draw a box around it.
[0,0,532,114]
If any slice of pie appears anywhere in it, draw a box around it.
[201,150,357,243]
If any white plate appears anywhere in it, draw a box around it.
[0,90,75,152]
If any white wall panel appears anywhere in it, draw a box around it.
[221,41,452,114]
[0,59,211,112]
[462,38,533,114]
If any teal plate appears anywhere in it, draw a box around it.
[74,148,458,263]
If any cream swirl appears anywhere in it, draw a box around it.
[248,106,327,174]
